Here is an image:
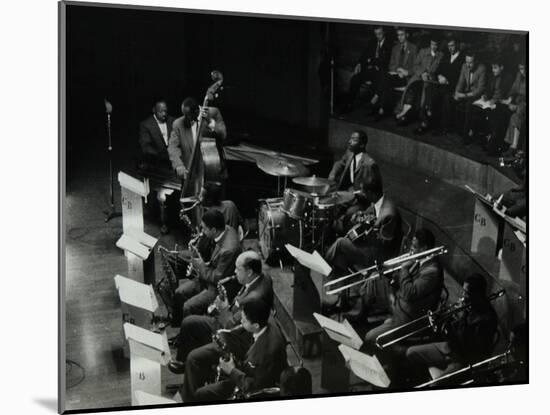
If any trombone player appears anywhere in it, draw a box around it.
[405,273,499,381]
[363,228,444,352]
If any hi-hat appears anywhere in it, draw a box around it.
[257,156,309,177]
[292,175,336,187]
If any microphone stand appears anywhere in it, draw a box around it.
[103,99,121,222]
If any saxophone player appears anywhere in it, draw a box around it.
[187,298,287,402]
[168,251,273,374]
[172,210,242,325]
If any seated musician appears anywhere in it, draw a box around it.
[167,96,227,181]
[496,177,526,219]
[328,130,378,192]
[324,179,402,315]
[182,298,287,402]
[172,210,241,325]
[200,181,245,236]
[405,273,498,380]
[363,228,443,352]
[138,99,175,171]
[168,251,273,374]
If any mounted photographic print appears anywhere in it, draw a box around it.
[59,0,528,412]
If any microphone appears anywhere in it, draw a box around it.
[104,98,113,114]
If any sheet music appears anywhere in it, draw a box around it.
[313,313,363,349]
[114,274,159,312]
[338,344,390,388]
[123,323,167,352]
[118,171,149,197]
[116,235,152,260]
[285,244,332,276]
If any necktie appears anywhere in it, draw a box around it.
[375,41,381,59]
[351,156,357,183]
[398,44,406,67]
[466,70,472,91]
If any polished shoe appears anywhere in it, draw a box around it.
[168,359,186,374]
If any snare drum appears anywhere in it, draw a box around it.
[258,198,302,261]
[313,202,334,222]
[282,188,312,219]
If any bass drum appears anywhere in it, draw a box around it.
[258,198,302,262]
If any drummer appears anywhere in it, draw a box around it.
[328,130,379,192]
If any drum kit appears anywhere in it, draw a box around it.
[257,156,355,262]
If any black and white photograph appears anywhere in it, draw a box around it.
[56,1,532,412]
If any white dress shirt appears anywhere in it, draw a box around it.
[154,115,169,146]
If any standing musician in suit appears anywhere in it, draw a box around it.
[344,26,392,112]
[371,27,418,121]
[363,228,444,351]
[183,299,288,402]
[172,210,242,325]
[138,100,175,170]
[328,130,378,192]
[168,251,273,374]
[324,179,403,314]
[453,51,487,143]
[168,96,227,181]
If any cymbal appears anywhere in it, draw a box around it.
[292,175,336,187]
[257,156,309,177]
[317,191,355,206]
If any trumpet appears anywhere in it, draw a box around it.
[207,275,237,315]
[375,289,506,349]
[324,246,447,296]
[415,350,517,388]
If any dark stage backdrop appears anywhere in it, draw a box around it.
[65,4,331,176]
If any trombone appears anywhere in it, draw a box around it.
[375,289,506,349]
[324,246,448,296]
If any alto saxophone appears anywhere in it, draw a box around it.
[212,324,244,382]
[207,275,237,316]
[185,230,203,278]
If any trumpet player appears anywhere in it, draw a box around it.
[363,229,443,352]
[172,209,242,325]
[168,251,273,373]
[184,298,287,402]
[405,273,498,380]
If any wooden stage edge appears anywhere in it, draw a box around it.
[328,118,519,197]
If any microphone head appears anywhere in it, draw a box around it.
[104,99,113,114]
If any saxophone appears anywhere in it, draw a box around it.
[207,275,237,316]
[212,324,244,382]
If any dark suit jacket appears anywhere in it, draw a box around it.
[485,72,513,102]
[388,41,418,75]
[200,225,241,286]
[138,115,175,165]
[168,107,227,172]
[408,47,444,84]
[329,150,379,191]
[217,274,274,329]
[228,322,288,394]
[437,52,465,90]
[358,37,392,71]
[455,63,487,99]
[394,257,443,321]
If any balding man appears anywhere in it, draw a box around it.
[168,250,273,374]
[138,100,175,169]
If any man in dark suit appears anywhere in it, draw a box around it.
[454,51,487,143]
[168,96,227,185]
[328,130,379,192]
[418,38,465,134]
[324,179,403,315]
[406,273,498,381]
[372,27,418,120]
[172,210,242,325]
[183,299,287,402]
[168,251,273,373]
[345,26,392,111]
[363,228,444,352]
[395,38,443,125]
[138,100,175,170]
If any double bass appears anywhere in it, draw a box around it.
[180,70,227,225]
